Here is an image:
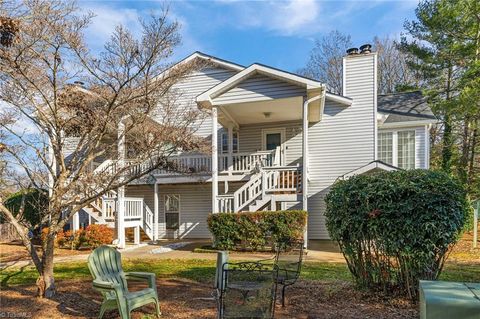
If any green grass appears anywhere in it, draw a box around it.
[1,258,478,287]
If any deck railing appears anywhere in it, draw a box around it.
[95,149,278,177]
[124,198,143,221]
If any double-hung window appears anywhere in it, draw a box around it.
[221,131,239,154]
[164,195,180,230]
[378,130,416,169]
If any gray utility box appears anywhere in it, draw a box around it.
[420,280,480,319]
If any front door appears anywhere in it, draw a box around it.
[165,194,180,239]
[262,129,285,165]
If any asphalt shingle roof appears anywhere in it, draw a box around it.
[378,91,436,123]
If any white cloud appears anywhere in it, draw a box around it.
[232,0,321,35]
[80,4,142,51]
[79,2,203,61]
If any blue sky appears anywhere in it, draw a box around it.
[80,0,419,72]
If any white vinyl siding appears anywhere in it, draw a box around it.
[212,74,305,105]
[126,184,212,239]
[238,121,302,166]
[154,66,237,138]
[304,54,377,239]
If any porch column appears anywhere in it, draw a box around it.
[72,212,80,232]
[117,119,126,249]
[212,107,219,213]
[302,97,309,247]
[227,124,233,175]
[153,182,159,242]
[133,225,141,245]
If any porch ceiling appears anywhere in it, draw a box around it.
[219,96,303,125]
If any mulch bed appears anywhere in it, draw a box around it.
[0,278,417,319]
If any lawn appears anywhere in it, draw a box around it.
[0,259,352,287]
[2,258,479,288]
[1,230,478,318]
[1,258,478,319]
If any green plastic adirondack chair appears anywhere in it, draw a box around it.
[88,245,161,319]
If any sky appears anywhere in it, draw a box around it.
[79,0,420,73]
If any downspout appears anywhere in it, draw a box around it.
[302,87,325,248]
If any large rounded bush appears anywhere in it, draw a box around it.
[325,169,469,299]
[208,210,307,251]
[3,189,48,227]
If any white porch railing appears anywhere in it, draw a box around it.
[94,149,278,178]
[102,198,117,220]
[218,165,301,213]
[124,197,143,221]
[218,195,234,213]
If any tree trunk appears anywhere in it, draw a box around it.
[442,66,453,173]
[37,234,56,298]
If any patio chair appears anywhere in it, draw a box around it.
[265,240,305,307]
[219,261,279,319]
[87,245,161,319]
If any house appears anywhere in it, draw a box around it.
[68,45,436,248]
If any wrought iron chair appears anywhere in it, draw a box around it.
[88,245,161,319]
[258,240,305,307]
[219,261,279,319]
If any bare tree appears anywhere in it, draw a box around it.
[300,32,418,94]
[374,36,419,94]
[0,0,204,298]
[299,30,352,94]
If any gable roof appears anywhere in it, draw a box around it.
[378,91,436,122]
[341,160,399,179]
[174,51,245,72]
[196,63,324,107]
[169,52,350,107]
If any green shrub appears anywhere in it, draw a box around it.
[3,189,48,227]
[207,210,307,251]
[325,169,469,300]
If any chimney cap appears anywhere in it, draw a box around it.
[346,47,359,55]
[360,44,372,54]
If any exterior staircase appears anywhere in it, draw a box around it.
[217,165,301,213]
[80,190,155,241]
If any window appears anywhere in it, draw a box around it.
[378,132,393,165]
[398,131,415,170]
[164,195,180,230]
[221,131,239,154]
[377,130,416,169]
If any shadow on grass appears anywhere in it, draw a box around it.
[0,263,30,288]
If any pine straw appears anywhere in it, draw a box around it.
[0,278,417,319]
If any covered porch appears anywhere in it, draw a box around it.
[196,63,329,215]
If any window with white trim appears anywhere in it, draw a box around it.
[378,132,393,165]
[398,131,415,169]
[221,131,239,154]
[377,130,416,169]
[164,195,180,230]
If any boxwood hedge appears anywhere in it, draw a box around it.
[325,169,469,300]
[207,210,307,251]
